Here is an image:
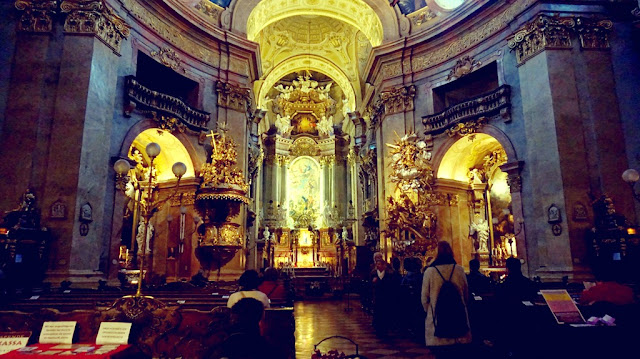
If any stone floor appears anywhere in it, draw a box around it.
[294,299,434,359]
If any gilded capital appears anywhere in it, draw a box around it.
[216,81,251,112]
[575,17,613,50]
[380,85,416,115]
[60,0,130,55]
[508,14,575,65]
[15,0,58,33]
[319,155,335,167]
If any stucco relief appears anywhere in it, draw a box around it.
[120,0,219,66]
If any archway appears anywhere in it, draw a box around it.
[116,128,197,282]
[437,133,518,269]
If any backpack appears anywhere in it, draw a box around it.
[431,265,469,338]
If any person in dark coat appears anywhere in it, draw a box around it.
[466,258,490,295]
[370,256,399,338]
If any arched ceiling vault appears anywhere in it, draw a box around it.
[231,0,398,43]
[256,54,357,112]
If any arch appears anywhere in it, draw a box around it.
[118,120,198,181]
[257,55,357,110]
[433,125,518,181]
[231,0,399,43]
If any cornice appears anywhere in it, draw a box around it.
[113,0,259,80]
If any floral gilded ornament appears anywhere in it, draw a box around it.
[194,129,249,274]
[385,133,438,257]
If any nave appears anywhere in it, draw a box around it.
[295,300,432,359]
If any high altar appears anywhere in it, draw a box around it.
[259,75,356,273]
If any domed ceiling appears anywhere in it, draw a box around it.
[183,0,469,129]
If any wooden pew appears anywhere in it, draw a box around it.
[0,296,294,358]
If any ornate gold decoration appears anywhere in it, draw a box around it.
[482,149,508,176]
[506,173,522,193]
[319,155,335,167]
[216,81,250,112]
[276,154,290,167]
[194,0,223,21]
[385,133,438,256]
[347,147,357,166]
[152,114,186,133]
[409,8,436,26]
[407,0,536,74]
[15,0,57,33]
[445,117,488,138]
[60,0,130,55]
[272,75,336,136]
[120,0,219,67]
[290,136,320,157]
[575,17,613,50]
[424,85,510,134]
[447,56,482,80]
[199,130,249,194]
[169,192,196,206]
[508,14,575,65]
[380,85,416,115]
[150,48,182,71]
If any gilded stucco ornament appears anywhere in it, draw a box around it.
[151,48,182,71]
[216,81,251,112]
[194,0,223,22]
[15,0,58,33]
[385,133,439,257]
[380,85,416,115]
[445,117,488,138]
[447,56,482,80]
[60,0,131,55]
[508,14,575,65]
[575,17,613,50]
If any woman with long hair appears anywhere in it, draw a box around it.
[421,241,471,358]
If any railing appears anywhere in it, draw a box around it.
[124,75,210,130]
[422,85,511,134]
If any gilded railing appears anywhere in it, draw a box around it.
[422,85,511,135]
[124,75,210,130]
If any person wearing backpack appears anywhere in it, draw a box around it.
[421,241,471,358]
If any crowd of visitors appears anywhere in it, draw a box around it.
[362,241,637,358]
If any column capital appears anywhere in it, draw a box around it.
[216,81,251,112]
[60,0,130,55]
[15,0,58,33]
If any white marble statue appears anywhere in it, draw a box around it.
[263,226,271,242]
[470,217,489,252]
[342,226,349,241]
[317,115,334,136]
[275,114,292,135]
[136,220,154,254]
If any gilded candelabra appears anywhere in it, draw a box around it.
[114,142,186,297]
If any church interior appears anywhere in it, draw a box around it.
[1,0,640,358]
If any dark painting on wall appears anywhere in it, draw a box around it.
[209,0,232,8]
[396,0,427,15]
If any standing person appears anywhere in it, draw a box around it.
[227,270,271,308]
[421,241,471,358]
[370,254,398,338]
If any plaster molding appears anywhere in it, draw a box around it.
[380,85,415,115]
[14,0,58,33]
[216,81,251,112]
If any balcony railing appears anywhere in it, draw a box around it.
[422,85,511,135]
[124,75,210,130]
